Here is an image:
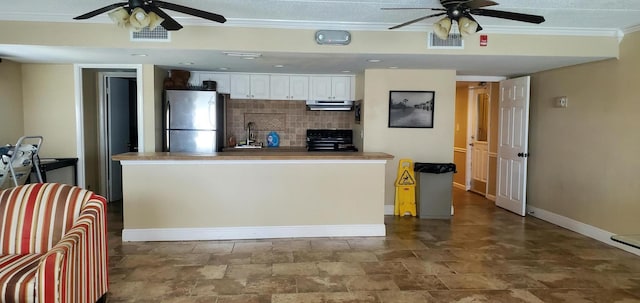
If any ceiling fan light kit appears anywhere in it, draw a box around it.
[384,0,545,39]
[458,17,479,36]
[75,0,226,32]
[109,7,165,31]
[434,17,452,40]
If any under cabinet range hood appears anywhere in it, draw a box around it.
[306,100,353,111]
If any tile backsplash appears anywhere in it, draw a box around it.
[226,98,354,147]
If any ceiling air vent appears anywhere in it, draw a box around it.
[427,32,464,49]
[130,27,170,42]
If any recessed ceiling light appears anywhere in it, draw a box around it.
[242,57,257,60]
[388,66,399,69]
[367,59,382,63]
[218,67,229,71]
[341,70,351,73]
[131,53,148,57]
[274,64,285,68]
[179,62,194,65]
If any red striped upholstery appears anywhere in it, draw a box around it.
[0,183,108,303]
[0,254,41,303]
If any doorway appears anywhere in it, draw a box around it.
[74,64,144,200]
[99,73,138,202]
[453,77,503,201]
[467,84,490,195]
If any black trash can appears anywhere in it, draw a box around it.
[414,163,456,219]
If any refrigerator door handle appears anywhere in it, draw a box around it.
[208,96,216,128]
[165,100,171,151]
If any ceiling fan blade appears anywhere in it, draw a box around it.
[465,0,498,9]
[148,5,183,30]
[389,12,446,30]
[153,0,227,24]
[381,7,445,11]
[440,0,469,9]
[73,2,128,20]
[471,8,545,24]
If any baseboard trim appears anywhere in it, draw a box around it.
[453,182,466,190]
[527,205,640,256]
[486,194,496,201]
[122,224,386,242]
[384,205,395,215]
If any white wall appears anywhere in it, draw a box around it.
[362,69,457,205]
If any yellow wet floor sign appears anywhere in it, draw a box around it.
[394,159,416,216]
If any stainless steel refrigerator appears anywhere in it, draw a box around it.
[164,89,225,153]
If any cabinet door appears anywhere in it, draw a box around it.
[200,73,230,94]
[289,75,309,100]
[250,74,270,99]
[270,75,290,100]
[331,76,351,100]
[230,74,251,99]
[310,76,332,100]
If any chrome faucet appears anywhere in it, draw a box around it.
[246,122,255,145]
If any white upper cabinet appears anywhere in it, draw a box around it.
[230,74,270,99]
[188,73,200,87]
[289,76,310,100]
[331,76,352,100]
[191,71,353,101]
[270,75,309,100]
[199,73,230,94]
[310,76,352,101]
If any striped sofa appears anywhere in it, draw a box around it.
[0,183,108,303]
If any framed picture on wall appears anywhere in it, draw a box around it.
[388,91,435,128]
[354,100,361,124]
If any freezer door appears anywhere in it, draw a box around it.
[168,130,217,153]
[166,90,218,130]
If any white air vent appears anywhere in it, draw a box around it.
[427,32,464,49]
[130,27,170,42]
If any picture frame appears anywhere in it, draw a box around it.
[388,90,435,128]
[354,100,361,124]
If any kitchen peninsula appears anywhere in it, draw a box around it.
[113,151,393,242]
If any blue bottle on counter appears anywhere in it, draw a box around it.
[267,131,280,147]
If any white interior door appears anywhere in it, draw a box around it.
[496,76,531,216]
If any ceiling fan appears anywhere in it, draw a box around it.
[74,0,226,31]
[383,0,545,39]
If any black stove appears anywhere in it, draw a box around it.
[307,129,358,152]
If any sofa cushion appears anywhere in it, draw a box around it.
[0,183,93,255]
[0,254,41,303]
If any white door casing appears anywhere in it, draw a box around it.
[496,76,531,216]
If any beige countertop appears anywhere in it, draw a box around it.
[113,151,394,161]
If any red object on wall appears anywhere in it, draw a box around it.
[480,34,488,47]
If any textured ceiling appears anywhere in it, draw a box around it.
[0,0,639,76]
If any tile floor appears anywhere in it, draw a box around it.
[106,189,640,302]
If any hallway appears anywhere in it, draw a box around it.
[105,189,640,302]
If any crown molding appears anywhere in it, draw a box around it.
[623,24,640,35]
[0,13,627,38]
